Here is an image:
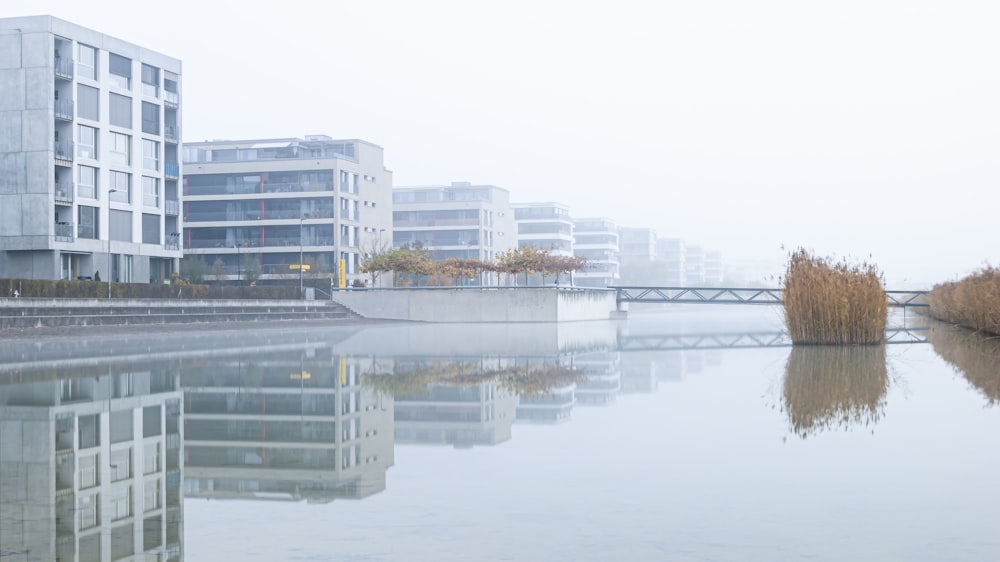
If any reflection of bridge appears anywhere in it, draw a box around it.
[611,286,930,308]
[617,328,928,351]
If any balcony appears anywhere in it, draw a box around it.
[165,199,180,216]
[54,141,73,165]
[163,90,179,108]
[55,183,74,204]
[164,125,179,144]
[55,223,74,242]
[54,99,73,121]
[165,240,180,250]
[164,163,179,179]
[54,57,73,80]
[77,224,95,239]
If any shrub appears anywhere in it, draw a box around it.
[782,249,887,345]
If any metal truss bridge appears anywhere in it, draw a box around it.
[617,327,929,352]
[610,286,929,308]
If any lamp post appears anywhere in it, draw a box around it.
[106,187,118,299]
[299,216,304,298]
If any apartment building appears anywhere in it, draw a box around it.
[0,16,183,282]
[657,238,687,286]
[572,217,620,287]
[513,202,574,256]
[0,371,184,561]
[392,182,517,269]
[182,136,392,287]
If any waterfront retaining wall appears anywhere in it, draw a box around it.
[331,288,617,323]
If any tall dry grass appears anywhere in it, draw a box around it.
[928,323,1000,406]
[928,267,1000,335]
[782,345,889,438]
[782,249,888,345]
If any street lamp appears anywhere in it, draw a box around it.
[106,187,118,299]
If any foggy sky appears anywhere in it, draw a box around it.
[11,0,1000,287]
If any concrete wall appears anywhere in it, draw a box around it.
[332,287,617,323]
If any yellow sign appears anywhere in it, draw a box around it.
[289,264,311,271]
[338,259,346,290]
[290,371,311,380]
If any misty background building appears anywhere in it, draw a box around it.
[572,217,620,287]
[181,136,392,287]
[0,15,183,283]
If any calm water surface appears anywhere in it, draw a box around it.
[1,307,998,561]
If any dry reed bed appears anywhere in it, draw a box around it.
[928,267,1000,335]
[782,345,889,437]
[782,249,888,345]
[928,323,1000,406]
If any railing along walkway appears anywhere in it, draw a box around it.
[611,286,929,308]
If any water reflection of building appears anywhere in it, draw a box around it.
[180,351,394,503]
[395,382,517,447]
[515,381,576,425]
[571,352,622,406]
[620,352,659,394]
[0,371,183,561]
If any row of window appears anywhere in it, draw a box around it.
[74,84,170,135]
[75,165,160,207]
[69,42,178,98]
[76,125,163,170]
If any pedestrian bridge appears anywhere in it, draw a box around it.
[610,286,929,308]
[616,327,928,351]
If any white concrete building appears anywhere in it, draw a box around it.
[0,16,183,282]
[182,136,392,287]
[573,217,620,287]
[619,227,657,262]
[657,238,686,285]
[392,182,516,273]
[513,202,574,256]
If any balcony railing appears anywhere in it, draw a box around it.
[165,163,179,179]
[54,141,73,163]
[55,223,74,241]
[164,125,179,144]
[54,57,74,79]
[164,90,179,107]
[165,199,180,216]
[77,224,96,239]
[54,99,73,120]
[54,183,74,203]
[165,240,180,250]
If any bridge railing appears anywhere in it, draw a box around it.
[610,286,929,307]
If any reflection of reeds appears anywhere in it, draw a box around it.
[364,360,587,398]
[782,249,888,344]
[928,267,1000,335]
[782,345,889,438]
[928,323,1000,405]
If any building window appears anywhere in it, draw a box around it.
[141,63,159,98]
[141,102,160,135]
[144,442,161,474]
[77,84,98,120]
[110,448,132,482]
[78,205,97,239]
[110,171,131,203]
[79,454,99,489]
[77,44,97,80]
[78,165,97,199]
[109,132,131,166]
[110,485,133,521]
[108,53,132,90]
[77,125,98,160]
[144,479,161,512]
[142,139,159,171]
[79,493,100,530]
[142,177,159,208]
[109,93,132,128]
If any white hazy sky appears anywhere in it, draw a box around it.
[10,0,999,287]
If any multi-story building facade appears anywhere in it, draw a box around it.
[0,371,184,561]
[572,217,620,287]
[618,227,657,262]
[685,244,706,285]
[705,250,724,286]
[657,238,687,286]
[182,136,392,287]
[0,16,183,282]
[513,202,574,256]
[392,182,516,269]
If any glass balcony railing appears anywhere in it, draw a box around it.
[54,99,73,120]
[55,223,74,241]
[164,125,179,144]
[165,199,180,216]
[54,183,73,203]
[77,224,96,239]
[164,90,179,107]
[54,57,74,79]
[164,163,179,179]
[54,141,73,162]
